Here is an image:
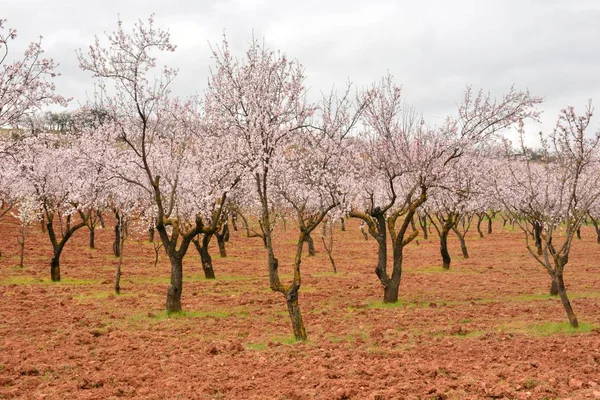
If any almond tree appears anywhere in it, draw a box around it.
[0,19,67,130]
[493,104,600,327]
[15,131,90,281]
[349,75,541,303]
[425,152,488,268]
[206,37,361,339]
[0,19,67,235]
[78,16,239,312]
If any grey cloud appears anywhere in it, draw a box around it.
[3,0,600,145]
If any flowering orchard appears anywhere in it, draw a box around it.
[1,16,599,341]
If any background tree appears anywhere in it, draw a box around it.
[494,105,600,327]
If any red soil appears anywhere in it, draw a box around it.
[0,217,599,399]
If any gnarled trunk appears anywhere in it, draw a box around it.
[193,234,216,280]
[166,257,184,313]
[216,232,227,258]
[285,288,306,341]
[304,233,315,256]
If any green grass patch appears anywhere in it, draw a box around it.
[511,321,596,336]
[367,300,428,309]
[0,276,98,285]
[405,265,478,275]
[311,271,345,278]
[131,308,250,322]
[245,342,267,351]
[271,335,302,345]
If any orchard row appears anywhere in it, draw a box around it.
[1,16,598,340]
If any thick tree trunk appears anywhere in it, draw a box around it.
[555,274,578,327]
[89,226,95,249]
[193,235,216,280]
[166,257,184,313]
[285,288,306,341]
[486,214,493,234]
[304,234,315,256]
[440,229,451,269]
[50,255,61,282]
[216,234,227,258]
[550,280,559,296]
[200,242,215,280]
[383,281,400,303]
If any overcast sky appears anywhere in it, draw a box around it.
[4,0,600,146]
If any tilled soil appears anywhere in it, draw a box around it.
[0,217,599,399]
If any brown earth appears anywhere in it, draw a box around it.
[0,216,599,399]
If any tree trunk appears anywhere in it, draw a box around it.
[360,224,369,240]
[304,234,315,256]
[166,257,184,313]
[340,218,346,232]
[193,235,216,279]
[115,258,122,295]
[113,221,121,257]
[486,214,493,234]
[231,213,238,231]
[285,288,306,341]
[201,239,215,280]
[321,229,337,274]
[50,255,61,282]
[115,219,125,295]
[148,227,155,243]
[550,279,559,296]
[383,281,399,303]
[418,215,428,240]
[89,226,95,249]
[476,214,484,238]
[576,227,581,240]
[216,234,227,258]
[440,229,451,269]
[452,227,469,259]
[532,221,543,256]
[555,274,578,327]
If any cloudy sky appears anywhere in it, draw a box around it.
[4,0,600,145]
